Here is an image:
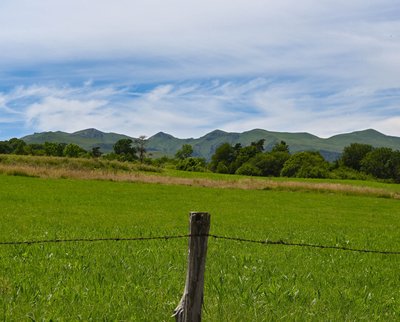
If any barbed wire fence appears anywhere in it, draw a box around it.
[1,212,400,321]
[1,234,399,255]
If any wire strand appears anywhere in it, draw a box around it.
[0,234,399,255]
[207,234,400,255]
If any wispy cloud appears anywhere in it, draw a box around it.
[0,0,399,139]
[0,79,399,139]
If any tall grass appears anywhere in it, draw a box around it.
[1,154,399,199]
[0,174,399,320]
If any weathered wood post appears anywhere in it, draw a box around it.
[173,212,211,322]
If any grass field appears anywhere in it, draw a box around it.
[0,165,400,320]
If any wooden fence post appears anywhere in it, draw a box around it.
[173,212,211,322]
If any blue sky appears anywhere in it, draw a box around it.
[0,0,399,140]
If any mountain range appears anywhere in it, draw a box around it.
[21,128,400,161]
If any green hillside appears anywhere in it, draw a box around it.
[148,128,400,161]
[22,128,132,153]
[21,128,400,161]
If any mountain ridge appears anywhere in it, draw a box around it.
[21,128,400,161]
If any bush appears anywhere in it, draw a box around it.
[63,144,86,158]
[250,152,290,177]
[176,157,207,172]
[281,151,329,178]
[360,148,400,182]
[215,162,229,174]
[329,167,370,180]
[135,164,162,173]
[235,163,261,176]
[340,143,373,171]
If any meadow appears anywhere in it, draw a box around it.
[0,159,400,320]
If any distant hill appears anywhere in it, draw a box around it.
[21,128,400,161]
[22,128,132,153]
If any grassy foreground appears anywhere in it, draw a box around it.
[0,172,400,320]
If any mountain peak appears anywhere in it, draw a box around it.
[72,128,105,139]
[151,132,176,140]
[200,129,228,139]
[356,129,385,136]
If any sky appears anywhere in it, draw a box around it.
[0,0,399,140]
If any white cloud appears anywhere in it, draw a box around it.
[1,0,399,86]
[0,1,400,139]
[0,79,399,139]
[25,97,108,132]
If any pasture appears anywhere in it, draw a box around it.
[0,172,399,320]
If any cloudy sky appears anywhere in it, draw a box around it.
[0,0,399,140]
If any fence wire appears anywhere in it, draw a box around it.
[0,234,399,255]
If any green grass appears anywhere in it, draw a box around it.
[0,174,399,320]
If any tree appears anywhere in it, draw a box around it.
[63,143,86,158]
[113,139,137,161]
[210,140,268,174]
[8,138,27,155]
[0,141,12,154]
[176,157,206,172]
[231,145,259,172]
[235,163,261,176]
[271,141,289,153]
[250,139,265,153]
[250,151,290,177]
[44,142,66,157]
[360,147,400,181]
[216,162,229,174]
[90,147,102,158]
[175,144,193,160]
[340,143,373,171]
[134,136,147,163]
[24,143,45,156]
[281,151,329,178]
[209,143,236,173]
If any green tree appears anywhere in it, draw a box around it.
[90,147,102,158]
[281,151,329,178]
[176,157,206,172]
[113,139,137,161]
[209,143,236,172]
[24,143,45,156]
[216,162,229,174]
[250,151,290,177]
[235,163,261,176]
[63,143,86,158]
[360,147,400,181]
[44,142,66,157]
[271,141,289,153]
[0,141,12,154]
[340,143,373,171]
[210,140,268,174]
[231,145,259,172]
[175,144,193,160]
[250,139,265,153]
[9,138,27,155]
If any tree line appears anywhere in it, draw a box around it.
[1,137,399,182]
[0,136,147,161]
[174,141,400,183]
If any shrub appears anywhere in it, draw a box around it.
[235,163,261,176]
[281,151,329,178]
[215,162,229,174]
[330,167,370,180]
[176,157,207,172]
[250,152,290,177]
[361,148,400,182]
